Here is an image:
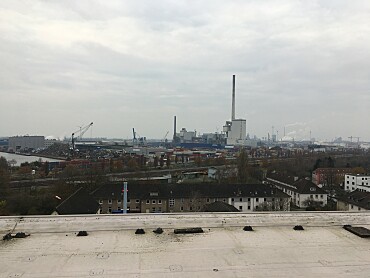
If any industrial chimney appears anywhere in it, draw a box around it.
[232,75,236,120]
[173,116,177,141]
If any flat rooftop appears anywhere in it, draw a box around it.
[1,212,370,277]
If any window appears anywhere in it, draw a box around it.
[117,199,121,204]
[118,207,121,210]
[248,206,250,210]
[108,207,112,213]
[146,200,150,204]
[247,198,250,202]
[169,199,175,207]
[181,198,184,203]
[180,206,184,211]
[108,199,112,204]
[223,199,226,202]
[151,207,156,212]
[310,195,313,199]
[158,207,162,212]
[189,206,193,211]
[315,195,318,198]
[256,205,259,210]
[99,200,103,204]
[158,200,162,204]
[351,205,354,209]
[152,200,156,204]
[239,198,243,202]
[239,206,243,210]
[127,199,130,203]
[352,182,355,185]
[347,181,349,184]
[264,198,266,202]
[320,195,323,199]
[136,199,140,203]
[256,198,259,202]
[207,198,210,203]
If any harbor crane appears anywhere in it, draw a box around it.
[132,128,146,146]
[71,122,93,152]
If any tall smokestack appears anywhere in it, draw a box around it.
[232,75,236,120]
[173,116,177,140]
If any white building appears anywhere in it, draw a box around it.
[222,75,247,146]
[267,173,328,208]
[344,174,370,192]
[223,119,246,145]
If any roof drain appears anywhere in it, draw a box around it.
[243,226,253,231]
[135,229,145,234]
[3,232,30,240]
[174,227,203,234]
[77,231,88,237]
[153,228,163,234]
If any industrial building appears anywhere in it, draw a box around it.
[8,135,45,152]
[223,75,247,146]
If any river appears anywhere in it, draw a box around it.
[0,152,63,166]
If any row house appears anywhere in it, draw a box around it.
[337,190,370,211]
[267,173,328,208]
[92,182,290,214]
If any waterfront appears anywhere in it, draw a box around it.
[0,152,62,166]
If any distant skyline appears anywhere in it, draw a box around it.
[1,1,370,141]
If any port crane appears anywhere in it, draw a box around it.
[71,122,93,152]
[132,128,146,146]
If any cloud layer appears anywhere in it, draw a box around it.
[1,0,370,141]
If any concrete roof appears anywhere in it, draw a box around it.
[1,212,370,277]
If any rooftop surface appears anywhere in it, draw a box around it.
[1,212,370,277]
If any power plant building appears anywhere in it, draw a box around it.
[223,75,246,146]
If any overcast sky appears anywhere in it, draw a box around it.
[1,0,370,141]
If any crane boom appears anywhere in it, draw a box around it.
[71,122,93,153]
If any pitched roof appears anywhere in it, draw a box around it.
[55,187,100,215]
[91,183,290,200]
[267,173,327,195]
[338,190,370,210]
[293,179,327,194]
[201,201,239,212]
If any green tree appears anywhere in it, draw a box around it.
[0,157,10,197]
[237,148,248,183]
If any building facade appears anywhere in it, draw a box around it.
[92,183,290,214]
[344,174,370,192]
[312,168,352,187]
[267,173,328,208]
[8,136,45,152]
[337,190,370,211]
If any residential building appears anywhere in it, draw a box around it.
[337,190,370,211]
[92,183,290,214]
[312,168,352,187]
[267,173,328,208]
[344,174,370,192]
